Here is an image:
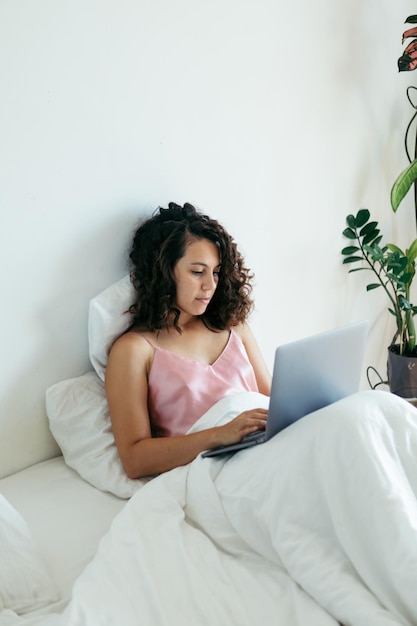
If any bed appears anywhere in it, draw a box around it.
[1,277,417,626]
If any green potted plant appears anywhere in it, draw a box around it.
[341,209,417,397]
[341,15,417,399]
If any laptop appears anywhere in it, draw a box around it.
[202,320,369,457]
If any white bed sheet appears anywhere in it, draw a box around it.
[3,390,417,626]
[0,457,125,615]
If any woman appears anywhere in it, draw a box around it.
[98,203,417,626]
[105,202,271,479]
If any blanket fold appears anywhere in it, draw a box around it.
[13,390,417,626]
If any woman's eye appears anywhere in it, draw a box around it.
[191,270,220,277]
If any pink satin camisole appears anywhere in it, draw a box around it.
[146,330,258,437]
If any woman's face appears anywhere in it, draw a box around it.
[173,238,221,323]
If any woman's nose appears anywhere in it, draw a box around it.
[203,275,216,291]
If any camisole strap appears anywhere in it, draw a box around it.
[143,336,157,350]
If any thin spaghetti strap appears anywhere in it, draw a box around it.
[143,336,157,350]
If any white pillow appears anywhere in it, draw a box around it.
[0,494,59,614]
[46,371,150,499]
[88,275,136,381]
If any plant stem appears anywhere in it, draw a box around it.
[355,232,403,339]
[405,88,417,231]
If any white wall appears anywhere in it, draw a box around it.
[1,0,416,474]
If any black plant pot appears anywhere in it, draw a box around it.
[388,344,417,399]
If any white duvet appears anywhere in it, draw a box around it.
[8,390,417,626]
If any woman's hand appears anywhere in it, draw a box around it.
[215,408,268,446]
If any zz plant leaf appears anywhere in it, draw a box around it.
[341,209,417,356]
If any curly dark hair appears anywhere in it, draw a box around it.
[128,202,254,332]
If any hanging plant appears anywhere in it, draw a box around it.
[391,15,417,221]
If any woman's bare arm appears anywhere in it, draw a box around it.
[105,332,268,478]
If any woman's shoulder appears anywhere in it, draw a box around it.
[231,321,252,342]
[105,329,158,384]
[109,329,156,363]
[232,322,271,395]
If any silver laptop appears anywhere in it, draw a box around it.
[202,320,369,457]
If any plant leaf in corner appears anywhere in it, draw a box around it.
[341,246,359,255]
[402,25,417,43]
[391,158,417,212]
[399,39,417,71]
[342,227,356,239]
[355,209,370,227]
[407,238,417,262]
